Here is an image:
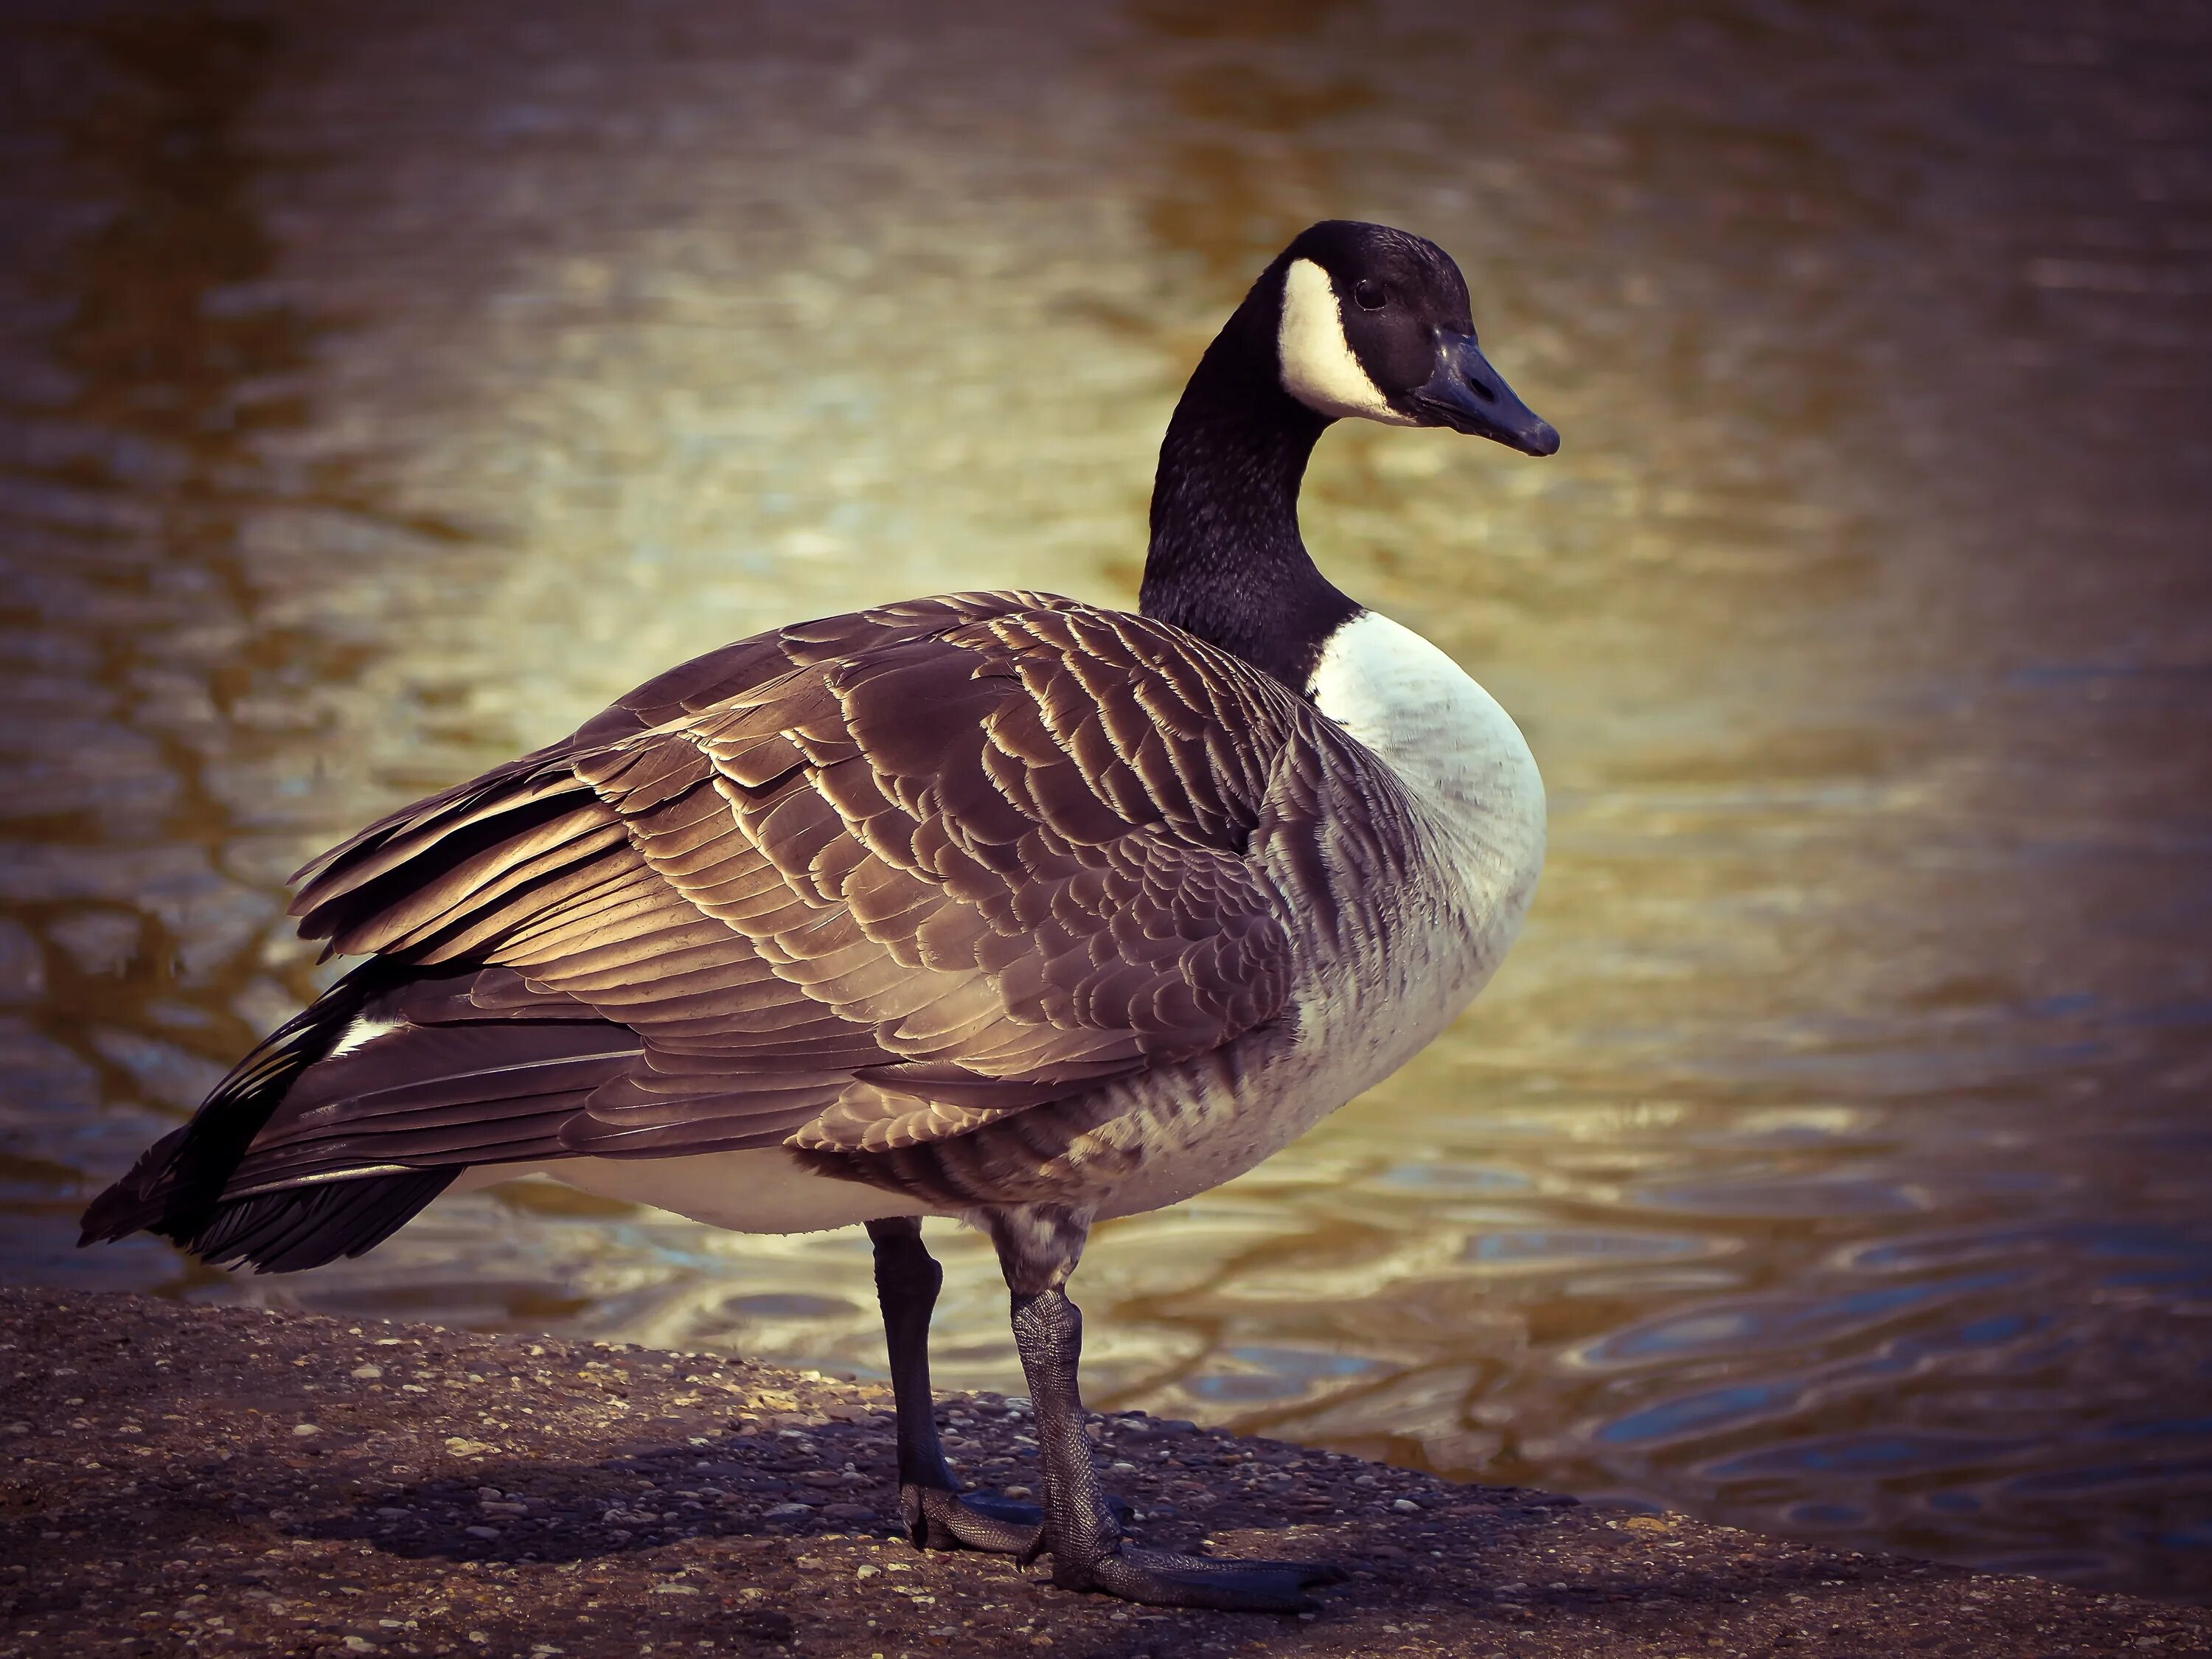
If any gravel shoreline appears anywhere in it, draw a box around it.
[1,1286,2202,1657]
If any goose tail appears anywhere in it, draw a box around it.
[77,964,458,1272]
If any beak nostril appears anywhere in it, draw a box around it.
[1423,333,1552,452]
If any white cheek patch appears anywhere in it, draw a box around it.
[1277,258,1417,425]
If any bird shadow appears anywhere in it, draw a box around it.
[285,1430,1928,1640]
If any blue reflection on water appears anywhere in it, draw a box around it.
[2005,1455,2212,1496]
[1462,1228,1703,1267]
[1376,1163,1532,1194]
[2110,1417,2212,1441]
[1576,1270,2015,1367]
[1706,1432,2034,1478]
[1598,1381,1797,1445]
[2144,1520,2212,1551]
[1627,1178,1924,1217]
[1787,1502,1867,1526]
[1853,1221,2212,1273]
[1186,1374,1301,1403]
[731,1293,856,1319]
[1953,1313,2031,1345]
[1185,1346,1385,1404]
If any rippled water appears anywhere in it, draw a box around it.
[4,0,2211,1599]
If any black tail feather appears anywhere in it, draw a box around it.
[77,1121,195,1246]
[191,1168,460,1273]
[78,962,460,1270]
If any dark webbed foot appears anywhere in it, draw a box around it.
[903,1485,1134,1555]
[902,1484,1040,1553]
[1044,1540,1345,1613]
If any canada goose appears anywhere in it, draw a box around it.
[84,220,1557,1612]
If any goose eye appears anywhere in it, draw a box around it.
[1352,279,1386,312]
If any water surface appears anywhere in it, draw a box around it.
[4,0,2211,1598]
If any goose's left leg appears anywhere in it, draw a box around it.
[867,1217,1039,1552]
[987,1204,1345,1613]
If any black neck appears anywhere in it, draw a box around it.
[1139,282,1359,692]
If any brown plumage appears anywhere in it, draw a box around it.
[85,589,1397,1251]
[84,219,1559,1614]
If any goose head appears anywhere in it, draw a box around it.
[1270,220,1559,456]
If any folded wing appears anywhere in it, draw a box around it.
[248,591,1325,1189]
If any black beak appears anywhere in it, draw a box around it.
[1411,333,1560,456]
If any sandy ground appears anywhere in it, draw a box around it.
[0,1287,2202,1658]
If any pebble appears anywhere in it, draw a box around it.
[0,1283,2191,1659]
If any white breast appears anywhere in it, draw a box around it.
[1306,607,1545,1095]
[1076,612,1548,1222]
[1308,608,1547,921]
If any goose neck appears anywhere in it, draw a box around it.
[1139,319,1356,689]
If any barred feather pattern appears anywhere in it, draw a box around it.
[189,592,1413,1214]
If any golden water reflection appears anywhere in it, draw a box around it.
[4,0,2211,1599]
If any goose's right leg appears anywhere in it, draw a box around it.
[988,1203,1344,1613]
[868,1217,1039,1553]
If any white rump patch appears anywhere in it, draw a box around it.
[324,1015,402,1060]
[1277,258,1416,425]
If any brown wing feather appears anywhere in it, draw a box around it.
[286,592,1324,1163]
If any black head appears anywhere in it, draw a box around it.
[1267,220,1559,456]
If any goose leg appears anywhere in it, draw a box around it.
[867,1217,1038,1553]
[988,1205,1345,1614]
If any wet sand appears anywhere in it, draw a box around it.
[2,1287,2202,1658]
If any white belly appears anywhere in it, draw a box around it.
[450,1149,945,1234]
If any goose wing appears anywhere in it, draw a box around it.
[279,591,1333,1169]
